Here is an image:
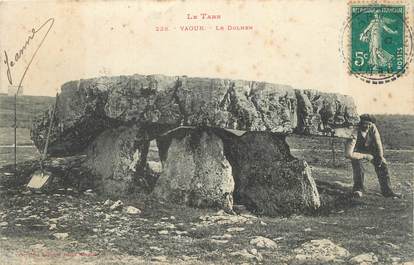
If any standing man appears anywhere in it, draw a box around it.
[345,114,401,198]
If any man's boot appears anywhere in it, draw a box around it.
[375,162,402,198]
[351,159,364,198]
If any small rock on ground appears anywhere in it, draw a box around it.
[250,236,278,249]
[226,227,245,232]
[211,239,229,244]
[158,230,169,235]
[151,256,168,262]
[293,239,350,264]
[110,200,123,210]
[53,232,69,240]
[125,206,141,215]
[103,199,113,206]
[349,252,378,265]
[230,249,263,262]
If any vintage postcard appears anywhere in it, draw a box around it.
[0,0,413,264]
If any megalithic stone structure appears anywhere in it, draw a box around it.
[30,74,359,215]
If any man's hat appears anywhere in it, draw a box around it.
[359,114,376,124]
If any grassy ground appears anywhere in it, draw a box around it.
[0,94,55,128]
[374,115,414,150]
[0,130,413,264]
[0,128,39,166]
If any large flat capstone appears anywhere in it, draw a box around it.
[31,74,359,155]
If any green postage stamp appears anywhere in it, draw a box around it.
[344,1,413,84]
[351,5,404,74]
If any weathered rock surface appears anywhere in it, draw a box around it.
[293,239,350,264]
[295,90,358,135]
[152,128,234,211]
[109,200,123,211]
[230,249,263,262]
[349,253,378,265]
[124,206,141,215]
[198,210,255,226]
[82,125,150,195]
[31,74,359,155]
[250,236,278,249]
[53,232,69,240]
[218,130,320,215]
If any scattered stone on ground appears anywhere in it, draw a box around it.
[110,200,123,211]
[0,162,411,265]
[385,242,400,250]
[211,234,233,240]
[226,227,245,232]
[349,252,379,265]
[149,246,163,251]
[293,239,350,264]
[174,230,188,236]
[84,189,95,196]
[30,243,45,249]
[211,239,229,244]
[230,249,263,262]
[124,206,141,215]
[390,257,401,264]
[198,210,254,226]
[49,218,59,223]
[151,256,168,262]
[250,236,278,249]
[53,232,69,240]
[180,255,197,261]
[333,181,353,188]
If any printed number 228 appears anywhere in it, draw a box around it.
[354,52,368,66]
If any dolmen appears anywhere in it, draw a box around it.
[30,74,359,216]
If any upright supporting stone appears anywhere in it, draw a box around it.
[152,128,234,211]
[83,125,150,195]
[218,130,320,216]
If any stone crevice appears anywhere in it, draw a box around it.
[249,93,272,132]
[171,78,188,126]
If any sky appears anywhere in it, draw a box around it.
[0,0,413,114]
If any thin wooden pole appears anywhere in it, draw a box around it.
[331,138,336,166]
[14,93,17,172]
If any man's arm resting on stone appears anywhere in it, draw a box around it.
[372,124,384,158]
[344,139,372,160]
